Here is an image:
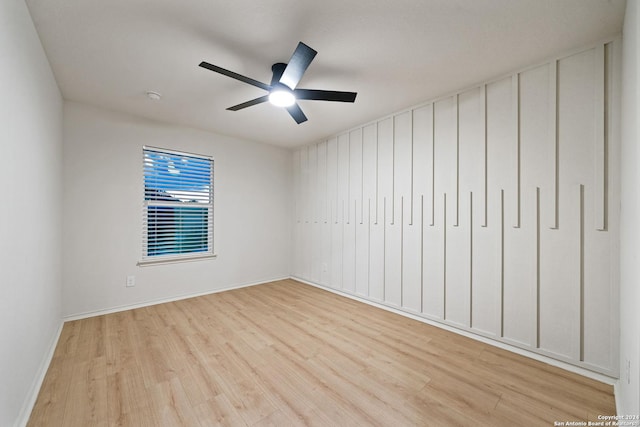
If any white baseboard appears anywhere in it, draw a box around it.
[613,381,621,415]
[63,276,290,321]
[14,321,64,427]
[291,276,617,386]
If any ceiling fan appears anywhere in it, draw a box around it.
[199,42,357,124]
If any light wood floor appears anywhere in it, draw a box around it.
[28,279,615,426]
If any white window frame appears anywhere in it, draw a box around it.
[138,146,216,266]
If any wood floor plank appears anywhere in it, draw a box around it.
[26,355,74,426]
[193,394,247,427]
[61,356,108,427]
[27,279,616,426]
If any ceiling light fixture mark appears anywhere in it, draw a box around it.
[146,91,162,101]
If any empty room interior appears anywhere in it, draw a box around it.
[2,0,640,425]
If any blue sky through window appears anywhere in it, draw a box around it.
[144,150,211,204]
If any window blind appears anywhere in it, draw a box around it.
[142,147,214,261]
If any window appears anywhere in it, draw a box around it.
[140,146,214,264]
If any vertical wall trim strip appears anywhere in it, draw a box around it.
[315,144,319,223]
[455,94,460,227]
[293,153,297,224]
[400,196,405,307]
[431,103,436,226]
[325,141,329,223]
[335,140,339,224]
[420,194,424,314]
[579,184,585,361]
[367,198,371,297]
[551,60,560,229]
[603,42,610,232]
[375,123,380,225]
[594,44,606,231]
[383,197,387,301]
[347,136,351,224]
[353,201,356,288]
[513,74,521,228]
[469,191,474,328]
[361,128,365,224]
[500,189,505,337]
[329,197,333,286]
[295,149,300,223]
[354,199,357,291]
[305,146,309,223]
[536,187,541,348]
[410,110,415,226]
[482,85,489,228]
[391,117,396,225]
[443,193,447,320]
[341,199,345,289]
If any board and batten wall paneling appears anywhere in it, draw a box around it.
[292,39,620,377]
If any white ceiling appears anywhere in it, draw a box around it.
[26,0,626,148]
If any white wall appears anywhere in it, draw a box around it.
[619,0,640,416]
[62,102,291,317]
[293,39,621,377]
[0,0,64,426]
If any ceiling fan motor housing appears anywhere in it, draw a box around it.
[271,63,288,86]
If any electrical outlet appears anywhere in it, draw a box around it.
[126,275,135,287]
[322,263,328,273]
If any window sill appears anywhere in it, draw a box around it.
[137,253,217,267]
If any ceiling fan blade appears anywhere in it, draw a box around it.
[226,95,270,111]
[199,61,271,91]
[294,89,357,103]
[286,103,308,124]
[279,42,317,90]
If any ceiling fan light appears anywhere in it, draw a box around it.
[269,90,295,107]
